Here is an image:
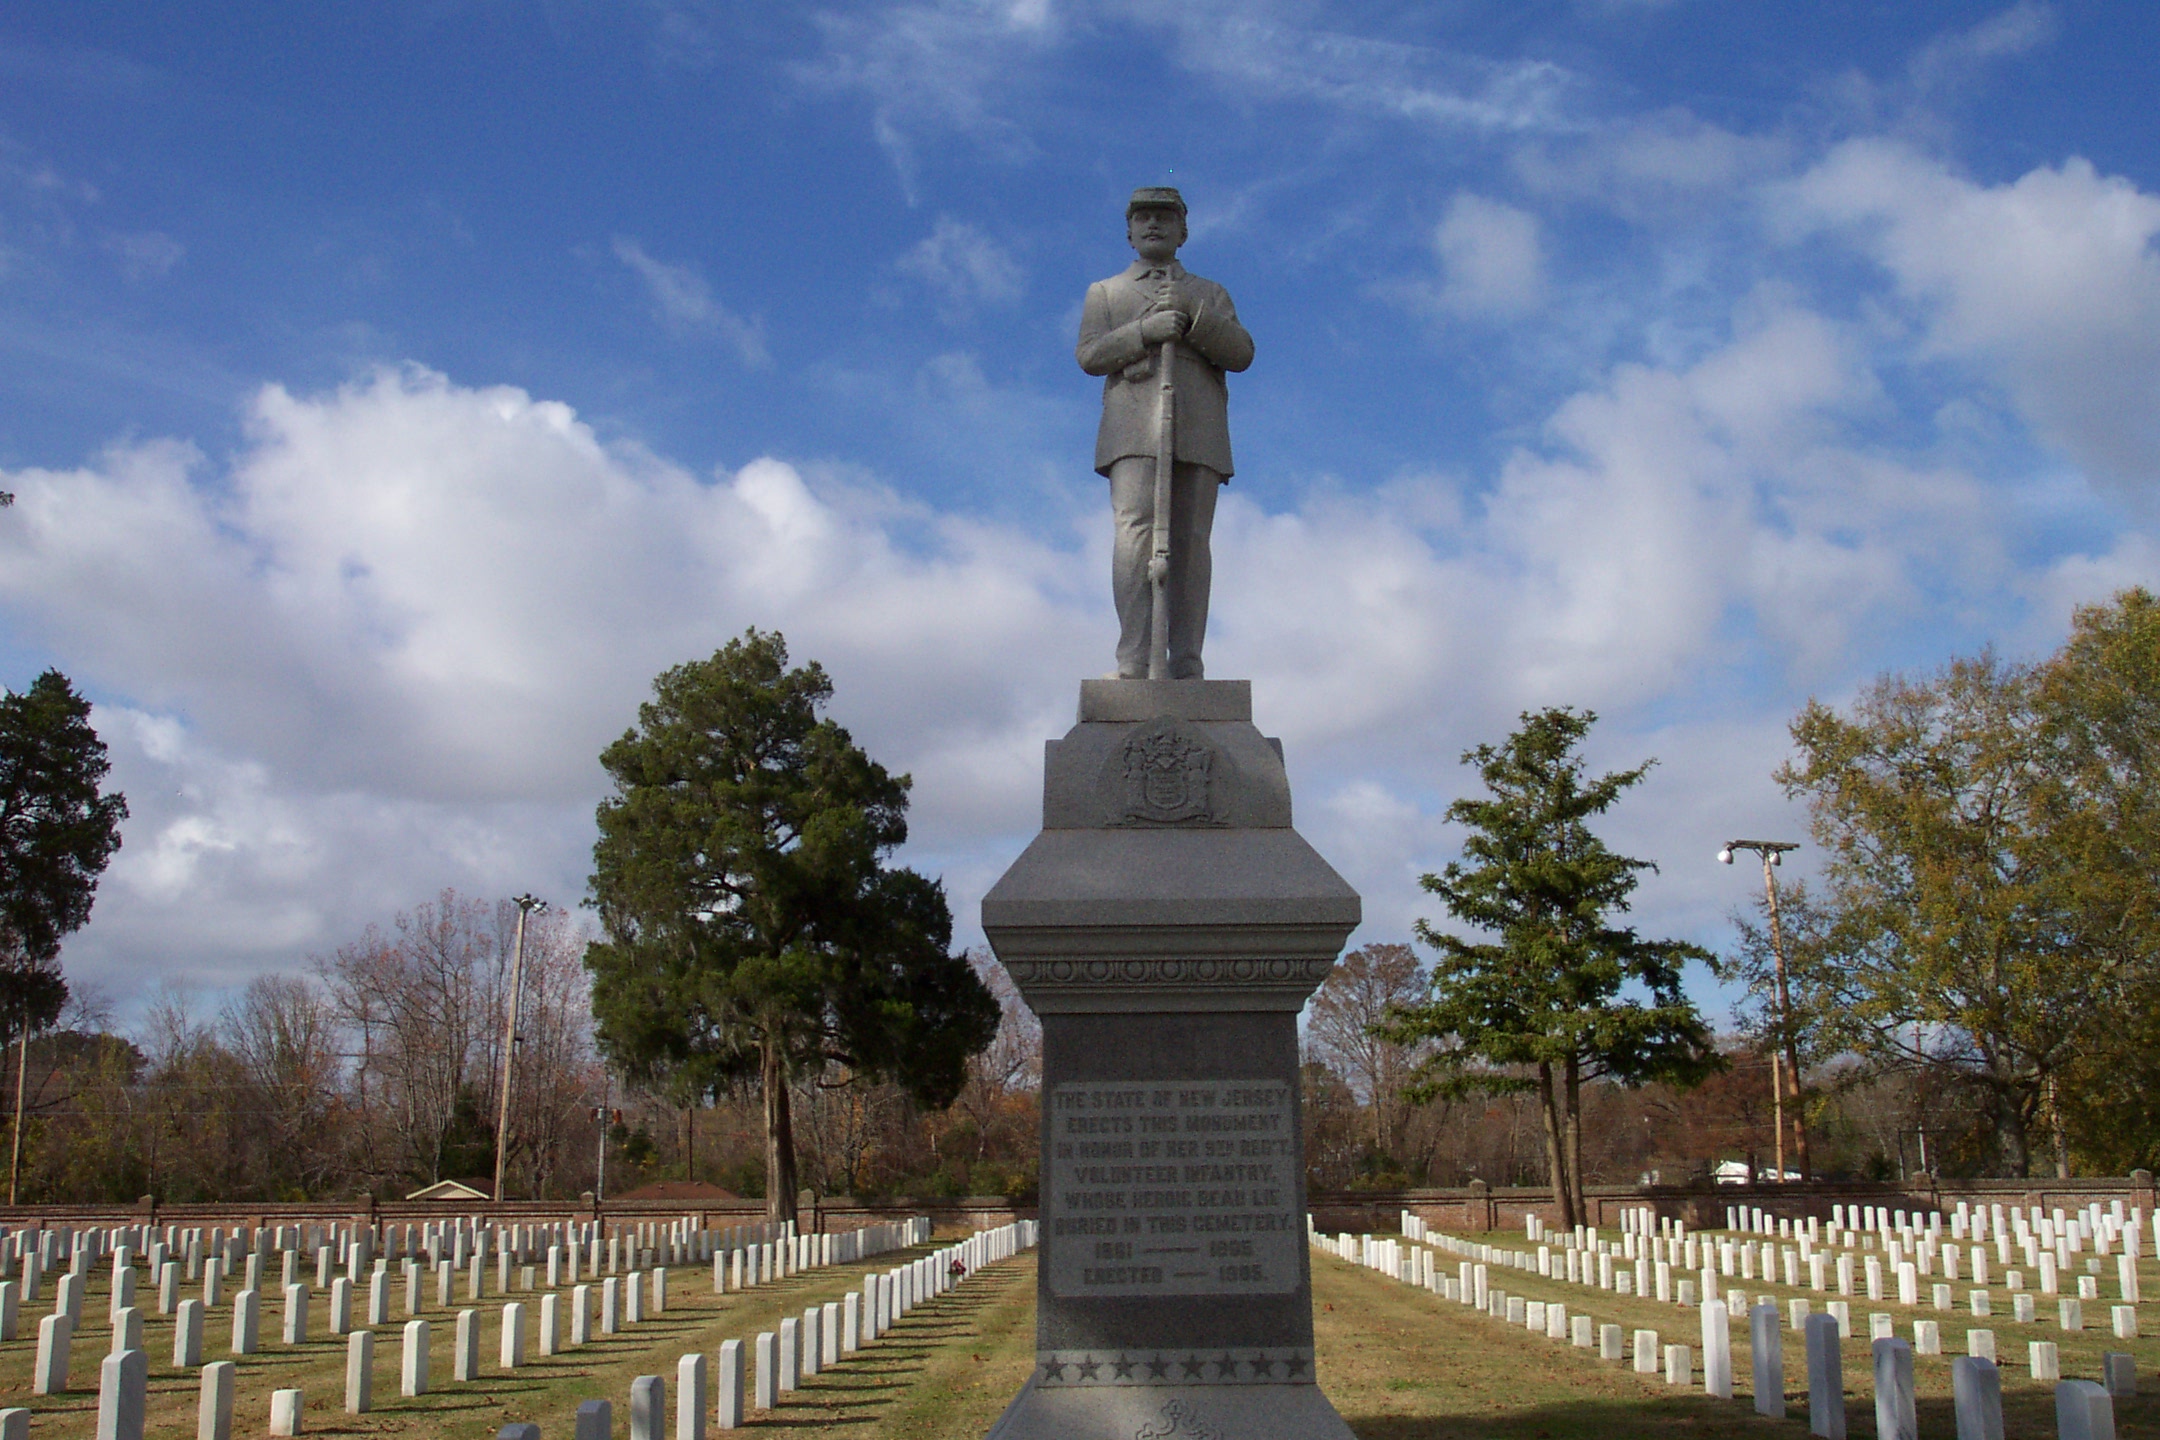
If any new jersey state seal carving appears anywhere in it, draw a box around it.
[1112,716,1226,826]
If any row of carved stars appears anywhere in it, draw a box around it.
[1039,1353,1312,1383]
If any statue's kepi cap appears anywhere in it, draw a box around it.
[1126,186,1187,217]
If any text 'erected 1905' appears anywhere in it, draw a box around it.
[1045,1080,1299,1297]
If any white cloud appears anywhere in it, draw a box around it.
[1908,2,2056,95]
[897,217,1025,317]
[1433,193,1545,316]
[101,229,183,281]
[1779,141,2160,491]
[794,0,1061,198]
[611,236,769,366]
[1144,9,1576,135]
[795,1,1575,196]
[2,267,2146,1011]
[1511,109,1794,221]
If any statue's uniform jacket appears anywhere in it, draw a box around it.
[1077,261,1253,479]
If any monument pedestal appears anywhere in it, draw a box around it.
[982,680,1361,1440]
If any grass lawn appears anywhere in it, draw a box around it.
[1325,1227,2160,1439]
[0,1237,1036,1439]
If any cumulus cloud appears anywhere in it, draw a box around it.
[611,236,769,365]
[896,217,1025,317]
[0,365,1104,995]
[1778,141,2160,491]
[0,264,2136,1009]
[1433,193,1545,317]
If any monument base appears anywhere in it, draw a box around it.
[985,1374,1358,1440]
[982,678,1362,1440]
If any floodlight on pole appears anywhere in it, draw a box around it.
[1721,840,1805,1181]
[493,894,546,1203]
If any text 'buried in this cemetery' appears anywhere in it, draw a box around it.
[1047,1081,1298,1297]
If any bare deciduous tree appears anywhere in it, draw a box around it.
[1304,943,1428,1156]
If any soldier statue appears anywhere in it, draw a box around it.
[1077,187,1253,680]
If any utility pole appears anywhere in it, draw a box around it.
[492,894,545,1202]
[8,1018,28,1205]
[1914,1018,1929,1176]
[1720,840,1808,1180]
[594,1077,612,1202]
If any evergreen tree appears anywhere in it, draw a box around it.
[0,669,128,1201]
[1,670,126,970]
[1387,708,1716,1225]
[585,630,997,1225]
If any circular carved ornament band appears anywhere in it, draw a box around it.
[1004,957,1336,986]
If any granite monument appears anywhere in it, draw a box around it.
[982,190,1360,1440]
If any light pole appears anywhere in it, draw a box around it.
[1719,840,1809,1181]
[493,894,545,1203]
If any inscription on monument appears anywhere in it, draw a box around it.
[1046,1081,1298,1297]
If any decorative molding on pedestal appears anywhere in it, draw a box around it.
[1037,1348,1314,1387]
[1003,957,1335,990]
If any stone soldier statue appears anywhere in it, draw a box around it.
[1078,187,1253,680]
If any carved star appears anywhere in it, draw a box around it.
[1112,1355,1136,1380]
[1249,1357,1275,1379]
[1042,1359,1068,1384]
[1283,1353,1308,1379]
[1181,1355,1207,1379]
[1147,1356,1172,1380]
[1214,1354,1237,1380]
[1075,1357,1103,1381]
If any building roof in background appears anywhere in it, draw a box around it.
[405,1179,492,1202]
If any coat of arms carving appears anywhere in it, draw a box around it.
[1114,716,1225,825]
[1134,1400,1225,1440]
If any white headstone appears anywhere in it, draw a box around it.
[345,1331,373,1414]
[401,1320,430,1396]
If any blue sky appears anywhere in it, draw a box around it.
[3,1,2158,1021]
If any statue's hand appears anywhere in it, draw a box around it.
[1138,309,1189,345]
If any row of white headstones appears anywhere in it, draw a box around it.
[1314,1210,2140,1440]
[0,1209,812,1353]
[1590,1198,2150,1311]
[0,1211,805,1311]
[1430,1199,2143,1332]
[0,1214,999,1440]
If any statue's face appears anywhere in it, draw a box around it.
[1127,206,1186,262]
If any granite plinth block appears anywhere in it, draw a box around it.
[985,1375,1355,1440]
[982,681,1359,1440]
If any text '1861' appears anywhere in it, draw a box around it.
[1045,1080,1299,1297]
